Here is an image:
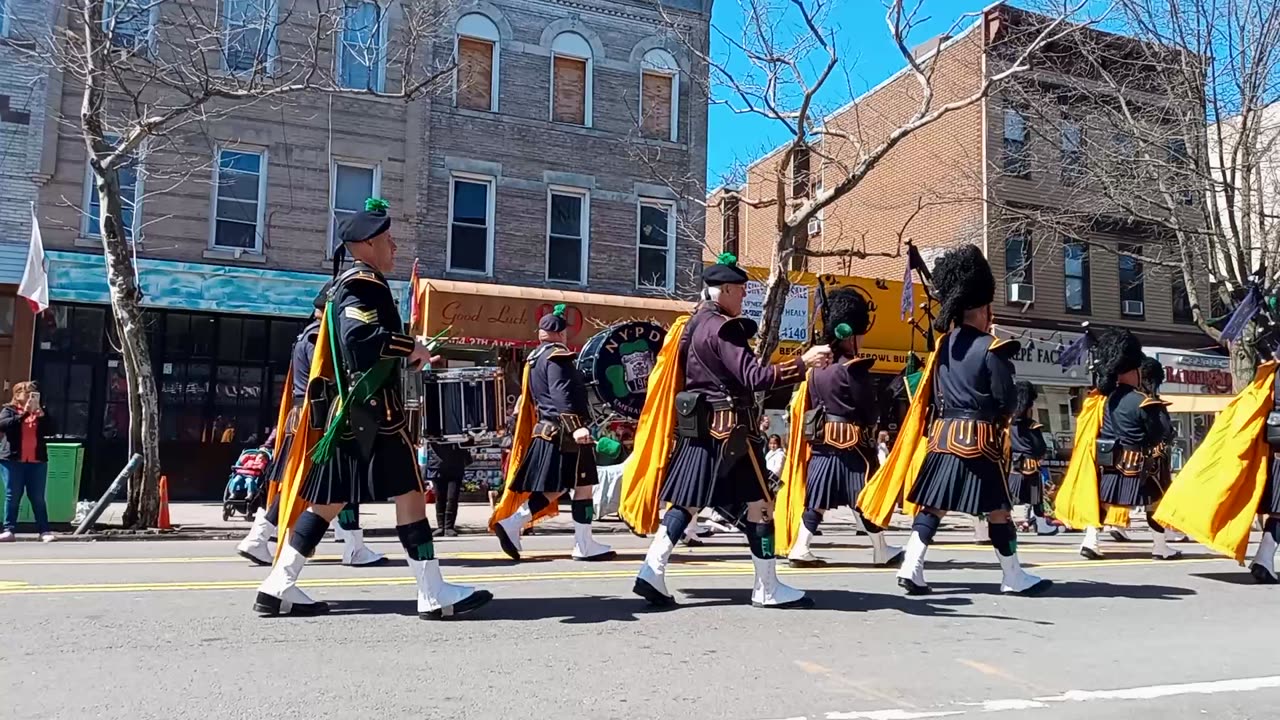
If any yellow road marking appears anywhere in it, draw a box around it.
[0,557,1221,596]
[956,658,1054,695]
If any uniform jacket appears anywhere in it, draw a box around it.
[682,302,805,403]
[332,262,418,435]
[527,342,591,433]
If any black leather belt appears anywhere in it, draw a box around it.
[940,410,997,422]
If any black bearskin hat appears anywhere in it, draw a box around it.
[823,288,871,345]
[1140,356,1165,395]
[1015,380,1038,417]
[1094,328,1145,394]
[931,244,995,333]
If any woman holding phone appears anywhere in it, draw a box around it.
[0,381,55,542]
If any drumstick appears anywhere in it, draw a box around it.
[418,325,453,352]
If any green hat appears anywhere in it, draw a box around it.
[595,436,622,462]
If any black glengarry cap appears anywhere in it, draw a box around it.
[539,303,568,333]
[703,252,750,286]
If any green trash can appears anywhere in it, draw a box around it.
[10,443,85,525]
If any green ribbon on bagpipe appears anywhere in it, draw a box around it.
[310,300,397,464]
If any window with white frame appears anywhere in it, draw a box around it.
[546,189,588,284]
[448,175,494,274]
[223,0,278,74]
[1003,107,1030,176]
[640,49,678,142]
[455,13,499,112]
[85,141,142,241]
[331,162,379,253]
[213,149,266,251]
[104,0,156,53]
[338,1,385,91]
[637,199,675,290]
[550,32,592,126]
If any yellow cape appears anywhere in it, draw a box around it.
[273,309,335,562]
[856,350,939,528]
[264,365,293,509]
[1054,391,1131,529]
[1154,362,1274,563]
[774,375,811,555]
[488,361,559,531]
[619,315,690,536]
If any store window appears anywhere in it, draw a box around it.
[0,296,14,336]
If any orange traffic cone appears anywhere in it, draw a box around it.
[158,475,171,531]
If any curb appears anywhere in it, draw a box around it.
[8,523,641,543]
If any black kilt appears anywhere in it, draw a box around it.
[805,447,876,511]
[1263,453,1280,514]
[508,437,598,493]
[1007,470,1043,505]
[660,435,770,509]
[264,431,295,486]
[300,429,422,505]
[907,451,1011,515]
[1098,467,1165,508]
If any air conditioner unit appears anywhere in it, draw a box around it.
[807,217,822,235]
[1009,282,1035,304]
[1122,299,1145,316]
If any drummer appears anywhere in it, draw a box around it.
[489,305,615,561]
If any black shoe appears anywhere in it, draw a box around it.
[252,592,329,617]
[897,577,931,595]
[237,550,272,567]
[1005,578,1054,596]
[884,549,906,568]
[813,529,824,537]
[1080,547,1104,560]
[682,537,705,547]
[494,524,522,561]
[787,556,824,568]
[752,595,816,609]
[1250,563,1278,584]
[573,550,618,562]
[633,578,676,607]
[1108,529,1132,543]
[1153,550,1183,561]
[419,589,494,620]
[443,528,459,537]
[433,528,446,538]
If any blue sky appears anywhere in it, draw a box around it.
[704,0,995,187]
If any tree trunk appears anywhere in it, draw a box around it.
[756,227,797,363]
[94,170,161,529]
[1228,338,1259,393]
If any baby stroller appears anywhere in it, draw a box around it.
[223,446,273,521]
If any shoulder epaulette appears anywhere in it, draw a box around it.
[843,356,876,370]
[547,343,576,360]
[1029,421,1045,430]
[335,266,387,289]
[718,316,759,343]
[987,336,1021,357]
[1139,394,1169,408]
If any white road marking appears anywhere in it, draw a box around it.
[791,675,1280,719]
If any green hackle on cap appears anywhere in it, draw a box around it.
[834,323,853,340]
[365,197,389,212]
[553,303,566,317]
[716,252,738,266]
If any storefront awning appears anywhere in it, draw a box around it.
[414,279,692,349]
[1163,393,1234,414]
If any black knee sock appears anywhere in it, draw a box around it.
[801,509,823,534]
[1265,517,1280,543]
[337,504,360,531]
[571,498,594,524]
[856,509,884,534]
[1147,516,1165,533]
[743,521,776,559]
[289,511,330,557]
[528,492,552,515]
[660,507,692,544]
[397,518,435,561]
[912,512,941,545]
[989,521,1017,557]
[264,497,281,526]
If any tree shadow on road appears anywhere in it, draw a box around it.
[324,594,740,624]
[680,587,1049,624]
[925,579,1196,602]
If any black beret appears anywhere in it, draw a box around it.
[931,244,995,333]
[539,304,568,333]
[824,288,871,344]
[1094,328,1145,394]
[312,280,333,311]
[1015,380,1038,416]
[335,198,391,251]
[703,252,750,286]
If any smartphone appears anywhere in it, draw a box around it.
[28,391,40,407]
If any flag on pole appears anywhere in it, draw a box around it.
[899,258,914,321]
[18,205,49,314]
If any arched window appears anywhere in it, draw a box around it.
[640,48,679,141]
[455,13,500,112]
[550,32,593,127]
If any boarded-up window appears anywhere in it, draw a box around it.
[553,56,587,125]
[457,37,494,111]
[641,71,674,140]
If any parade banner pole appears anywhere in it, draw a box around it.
[74,453,143,535]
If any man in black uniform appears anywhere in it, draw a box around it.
[894,245,1050,596]
[253,198,492,619]
[1078,331,1180,561]
[236,285,385,568]
[632,254,832,609]
[1008,381,1057,536]
[491,305,614,561]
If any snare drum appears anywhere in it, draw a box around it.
[577,321,667,421]
[420,367,507,444]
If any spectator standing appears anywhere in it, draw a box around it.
[876,431,891,466]
[0,382,55,542]
[431,442,471,537]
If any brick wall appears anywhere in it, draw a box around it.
[0,0,56,246]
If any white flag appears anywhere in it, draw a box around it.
[18,205,49,314]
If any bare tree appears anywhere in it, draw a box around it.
[30,0,453,528]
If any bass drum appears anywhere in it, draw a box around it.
[577,321,667,421]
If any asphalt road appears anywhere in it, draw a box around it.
[1,526,1276,720]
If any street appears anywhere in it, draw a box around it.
[1,526,1276,720]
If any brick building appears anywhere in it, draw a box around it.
[30,0,710,498]
[708,3,1218,444]
[0,0,57,393]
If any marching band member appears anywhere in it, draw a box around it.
[1008,381,1057,536]
[254,198,492,619]
[489,305,614,562]
[622,253,832,608]
[1155,356,1280,583]
[776,288,903,568]
[1077,329,1180,561]
[863,244,1050,597]
[236,285,384,568]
